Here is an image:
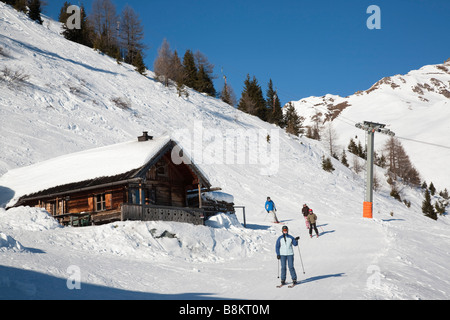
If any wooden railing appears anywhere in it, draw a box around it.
[121,204,205,226]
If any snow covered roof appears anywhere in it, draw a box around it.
[0,136,211,208]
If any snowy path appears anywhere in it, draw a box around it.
[1,204,449,300]
[0,207,393,300]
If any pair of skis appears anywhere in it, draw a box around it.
[276,282,299,289]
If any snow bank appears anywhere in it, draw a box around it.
[0,232,23,252]
[0,207,62,232]
[57,219,264,263]
[205,213,242,229]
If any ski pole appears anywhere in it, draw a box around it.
[277,258,280,279]
[297,245,306,275]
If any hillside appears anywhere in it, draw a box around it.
[287,59,450,191]
[0,3,449,300]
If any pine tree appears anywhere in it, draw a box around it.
[62,4,93,48]
[322,156,335,173]
[183,50,197,89]
[348,138,358,156]
[238,74,267,121]
[171,50,185,86]
[341,149,349,167]
[59,1,71,24]
[14,0,27,14]
[429,182,436,196]
[220,82,236,106]
[265,79,283,126]
[133,50,146,75]
[422,188,437,220]
[194,51,216,96]
[28,0,43,24]
[284,102,303,136]
[196,64,216,97]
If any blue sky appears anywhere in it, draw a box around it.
[44,0,450,105]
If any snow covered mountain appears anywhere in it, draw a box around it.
[0,3,449,300]
[287,59,450,191]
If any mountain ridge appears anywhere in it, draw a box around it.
[287,58,450,191]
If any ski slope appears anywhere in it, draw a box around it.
[0,3,449,300]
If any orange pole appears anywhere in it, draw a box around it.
[363,202,373,219]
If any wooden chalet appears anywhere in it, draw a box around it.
[2,133,234,226]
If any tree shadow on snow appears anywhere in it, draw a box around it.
[0,35,119,76]
[0,265,229,300]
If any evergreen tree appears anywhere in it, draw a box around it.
[435,201,446,216]
[322,156,335,173]
[357,141,366,158]
[14,0,27,14]
[133,50,146,75]
[284,102,303,136]
[265,79,283,126]
[348,138,358,155]
[183,50,197,89]
[422,188,437,220]
[171,50,185,86]
[429,182,436,196]
[196,64,216,97]
[194,51,216,96]
[238,74,267,121]
[220,82,236,106]
[28,0,43,24]
[59,1,71,24]
[341,149,349,167]
[62,4,93,48]
[439,188,449,200]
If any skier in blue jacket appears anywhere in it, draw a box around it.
[276,226,300,286]
[265,197,280,223]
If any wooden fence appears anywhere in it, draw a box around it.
[121,204,205,226]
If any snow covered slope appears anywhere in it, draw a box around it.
[0,3,449,300]
[287,60,450,191]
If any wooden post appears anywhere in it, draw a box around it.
[198,183,202,209]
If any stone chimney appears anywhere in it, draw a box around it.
[138,131,153,142]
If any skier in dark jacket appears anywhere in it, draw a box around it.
[275,226,300,286]
[302,204,310,229]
